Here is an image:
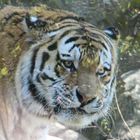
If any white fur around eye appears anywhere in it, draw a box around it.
[73,47,81,61]
[103,62,111,69]
[100,49,112,66]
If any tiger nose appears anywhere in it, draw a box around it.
[76,89,96,104]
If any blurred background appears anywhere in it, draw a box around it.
[0,0,140,140]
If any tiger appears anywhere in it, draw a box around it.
[0,5,119,140]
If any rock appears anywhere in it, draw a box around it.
[111,69,140,140]
[121,70,140,91]
[121,69,140,117]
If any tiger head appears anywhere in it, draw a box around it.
[16,12,119,129]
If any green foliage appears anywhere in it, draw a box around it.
[118,1,140,56]
[100,118,112,134]
[119,37,140,55]
[64,0,75,4]
[0,0,64,7]
[130,0,140,9]
[45,0,66,9]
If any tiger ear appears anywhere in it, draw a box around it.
[22,13,47,43]
[25,13,47,29]
[104,26,120,40]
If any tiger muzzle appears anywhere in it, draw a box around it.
[76,87,102,107]
[76,66,103,107]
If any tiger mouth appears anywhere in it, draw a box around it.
[54,105,103,115]
[53,98,104,115]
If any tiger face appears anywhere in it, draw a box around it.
[15,9,118,129]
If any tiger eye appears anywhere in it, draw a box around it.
[63,61,73,68]
[97,67,105,75]
[98,67,105,74]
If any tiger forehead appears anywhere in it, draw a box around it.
[23,6,113,68]
[81,50,99,68]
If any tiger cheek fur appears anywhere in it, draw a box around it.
[11,5,119,129]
